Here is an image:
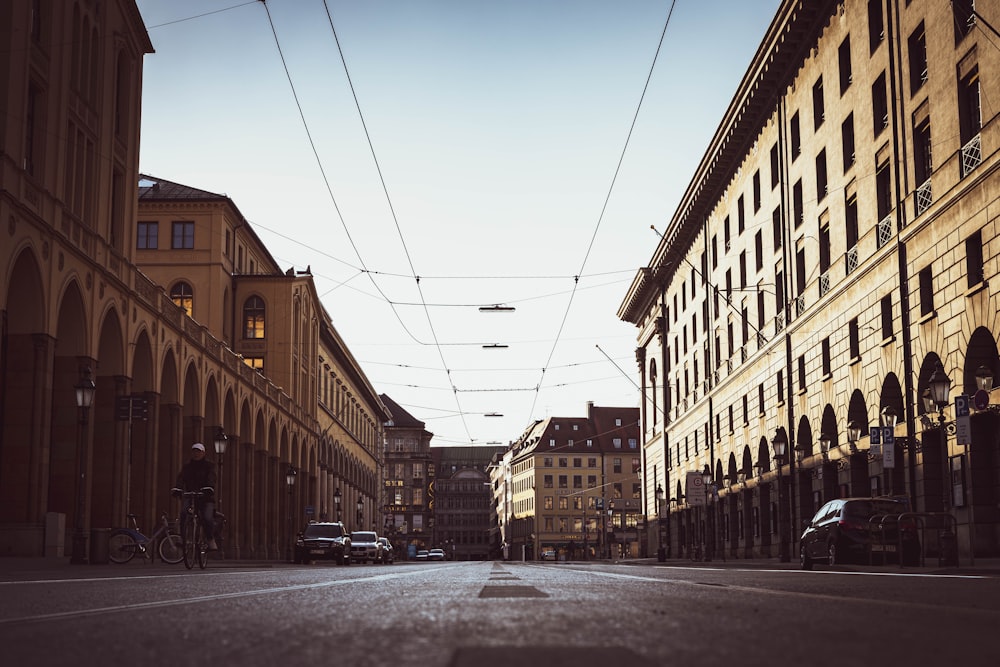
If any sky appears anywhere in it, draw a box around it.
[134,0,782,447]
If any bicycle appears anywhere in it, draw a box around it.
[107,512,184,564]
[179,489,211,570]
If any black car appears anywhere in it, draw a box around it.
[800,497,919,569]
[294,521,351,565]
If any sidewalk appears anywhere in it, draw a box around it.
[620,554,1000,576]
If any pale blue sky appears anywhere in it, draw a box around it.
[136,0,781,446]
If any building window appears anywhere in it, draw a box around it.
[549,439,556,447]
[873,71,888,137]
[137,221,158,249]
[842,113,855,172]
[770,142,780,188]
[586,439,593,448]
[908,23,927,95]
[958,66,982,148]
[777,370,784,403]
[822,338,831,377]
[839,34,852,94]
[819,223,831,279]
[966,230,985,287]
[845,194,859,254]
[615,418,622,427]
[613,458,622,473]
[573,475,582,489]
[243,296,265,339]
[816,149,828,201]
[543,475,553,488]
[793,180,803,228]
[953,0,976,43]
[790,112,801,159]
[812,76,825,129]
[558,457,568,467]
[914,117,932,193]
[543,496,553,510]
[753,170,761,212]
[738,195,746,234]
[588,475,597,487]
[849,318,860,359]
[170,282,193,317]
[754,230,764,271]
[170,221,195,249]
[876,160,892,229]
[919,266,934,317]
[558,475,567,489]
[772,206,782,250]
[868,0,884,53]
[628,438,637,449]
[613,438,622,449]
[798,355,806,392]
[881,295,893,340]
[758,383,765,415]
[243,356,264,373]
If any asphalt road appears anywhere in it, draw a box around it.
[2,560,998,666]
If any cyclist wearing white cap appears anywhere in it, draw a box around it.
[171,443,218,550]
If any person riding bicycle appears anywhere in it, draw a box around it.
[171,442,218,551]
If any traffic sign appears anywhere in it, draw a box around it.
[973,389,990,411]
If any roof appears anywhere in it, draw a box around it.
[379,393,428,430]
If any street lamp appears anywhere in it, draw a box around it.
[607,502,615,559]
[356,498,364,530]
[655,483,665,562]
[771,430,789,563]
[929,361,952,420]
[70,367,96,565]
[213,427,227,512]
[700,465,712,561]
[847,420,863,453]
[334,487,342,522]
[286,465,296,562]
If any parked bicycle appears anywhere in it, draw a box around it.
[107,512,184,564]
[179,489,211,570]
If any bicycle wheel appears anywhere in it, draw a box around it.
[159,533,184,564]
[108,529,139,564]
[182,515,197,570]
[196,520,208,569]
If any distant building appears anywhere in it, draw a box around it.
[430,445,505,560]
[490,403,641,560]
[380,394,434,558]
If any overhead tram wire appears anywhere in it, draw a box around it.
[527,0,679,420]
[320,1,473,443]
[259,2,429,348]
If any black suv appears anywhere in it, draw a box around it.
[294,522,351,565]
[800,497,919,569]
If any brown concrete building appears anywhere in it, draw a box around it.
[380,393,435,558]
[0,1,387,560]
[492,403,641,560]
[620,0,1000,563]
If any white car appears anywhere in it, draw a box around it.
[427,548,446,561]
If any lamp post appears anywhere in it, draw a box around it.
[286,465,296,562]
[701,465,712,561]
[607,502,615,559]
[213,427,227,512]
[70,367,96,565]
[655,484,665,562]
[772,430,789,563]
[334,487,342,522]
[356,498,364,531]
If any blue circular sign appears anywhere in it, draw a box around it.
[973,389,990,411]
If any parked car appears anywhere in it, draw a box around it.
[294,522,351,565]
[800,497,919,569]
[350,531,384,564]
[541,549,557,561]
[377,537,394,564]
[415,549,429,561]
[427,548,446,561]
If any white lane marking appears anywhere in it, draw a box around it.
[0,566,452,625]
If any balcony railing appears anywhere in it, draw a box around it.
[795,294,806,317]
[819,270,830,297]
[775,311,785,334]
[846,245,859,275]
[961,133,982,177]
[915,178,932,216]
[877,214,893,248]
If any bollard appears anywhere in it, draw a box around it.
[89,528,110,564]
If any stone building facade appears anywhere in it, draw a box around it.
[0,1,387,560]
[620,0,1000,562]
